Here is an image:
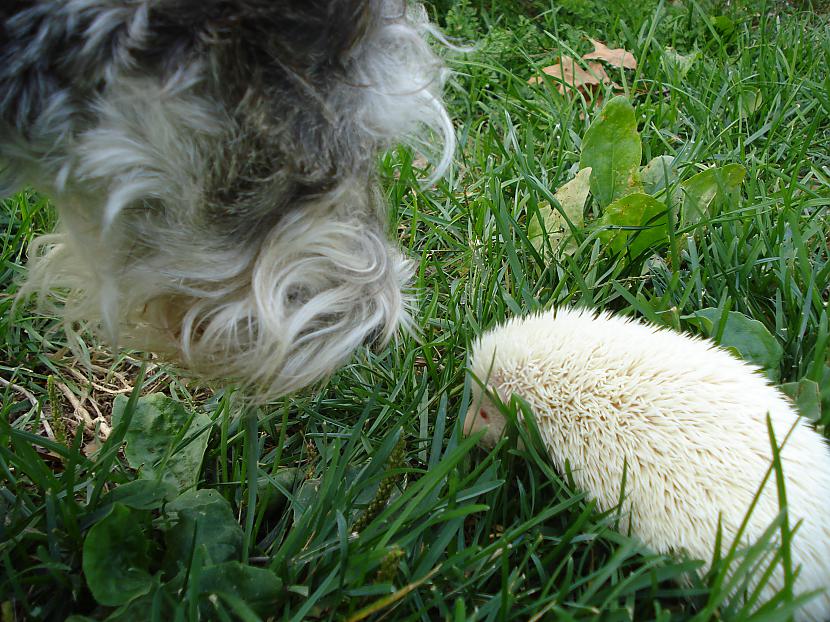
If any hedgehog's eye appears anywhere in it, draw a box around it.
[479,409,489,421]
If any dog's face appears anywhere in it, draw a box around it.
[1,1,451,398]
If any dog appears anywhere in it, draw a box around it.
[1,0,453,399]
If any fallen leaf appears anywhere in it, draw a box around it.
[586,61,616,86]
[583,39,637,71]
[529,55,613,95]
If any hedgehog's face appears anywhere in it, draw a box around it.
[463,390,507,448]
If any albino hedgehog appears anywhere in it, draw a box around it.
[464,307,830,621]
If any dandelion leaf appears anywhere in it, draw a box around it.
[580,96,643,208]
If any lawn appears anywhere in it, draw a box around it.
[2,0,829,620]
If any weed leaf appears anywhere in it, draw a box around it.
[640,155,678,196]
[99,581,167,622]
[661,48,698,78]
[779,379,822,422]
[198,562,284,616]
[692,309,784,379]
[739,88,763,119]
[599,193,669,257]
[82,504,154,607]
[100,479,178,511]
[580,96,643,208]
[112,393,211,494]
[165,489,244,567]
[529,167,591,255]
[681,164,745,227]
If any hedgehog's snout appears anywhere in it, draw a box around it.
[463,405,480,437]
[464,404,493,442]
[463,398,507,449]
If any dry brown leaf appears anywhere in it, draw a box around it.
[528,55,613,95]
[586,61,618,89]
[83,438,103,457]
[582,39,637,71]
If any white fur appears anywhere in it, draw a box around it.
[465,307,830,621]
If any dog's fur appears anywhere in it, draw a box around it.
[1,1,452,398]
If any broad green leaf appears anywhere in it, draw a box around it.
[198,562,283,616]
[599,193,669,258]
[528,167,591,256]
[165,489,244,567]
[261,467,304,514]
[681,164,745,227]
[820,366,830,421]
[739,88,763,119]
[101,580,168,622]
[82,504,154,607]
[112,393,211,495]
[100,479,178,511]
[640,155,678,196]
[692,309,783,380]
[711,15,736,37]
[292,478,322,525]
[780,379,822,422]
[580,96,643,208]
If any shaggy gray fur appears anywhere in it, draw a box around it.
[1,0,452,398]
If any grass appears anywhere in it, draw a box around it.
[2,0,830,619]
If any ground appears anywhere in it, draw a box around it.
[1,0,829,620]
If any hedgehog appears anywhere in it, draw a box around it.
[463,307,830,621]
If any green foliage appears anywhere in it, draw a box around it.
[640,154,678,196]
[75,397,286,620]
[528,167,590,255]
[82,504,154,607]
[600,193,669,257]
[196,563,284,617]
[535,94,747,262]
[3,0,830,620]
[691,308,785,380]
[165,489,244,567]
[580,95,644,207]
[112,393,211,495]
[352,435,407,533]
[779,378,823,422]
[681,164,746,228]
[100,478,177,510]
